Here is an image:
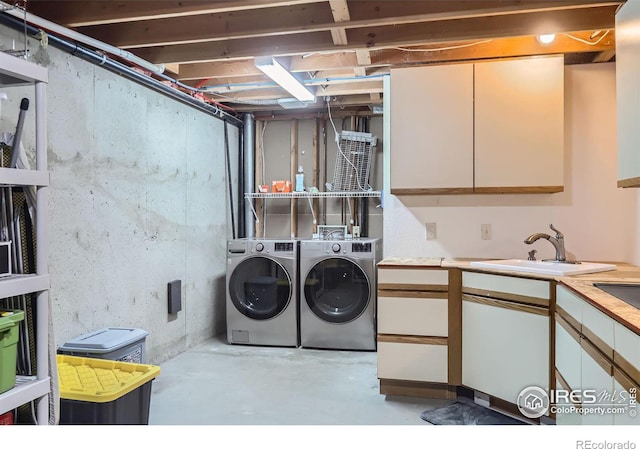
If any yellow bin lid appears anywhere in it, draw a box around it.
[57,354,160,403]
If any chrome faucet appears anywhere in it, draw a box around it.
[524,224,566,262]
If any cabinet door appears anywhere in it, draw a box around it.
[462,296,549,404]
[474,56,564,191]
[580,338,615,425]
[616,0,640,187]
[555,317,582,392]
[389,64,474,193]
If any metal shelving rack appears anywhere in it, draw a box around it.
[244,191,381,233]
[245,191,381,199]
[0,51,50,424]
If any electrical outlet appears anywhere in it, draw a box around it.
[426,222,437,240]
[481,224,492,240]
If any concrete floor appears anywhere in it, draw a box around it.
[148,335,453,425]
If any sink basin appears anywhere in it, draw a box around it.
[594,283,640,309]
[469,259,617,276]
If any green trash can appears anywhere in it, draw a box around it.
[0,310,24,394]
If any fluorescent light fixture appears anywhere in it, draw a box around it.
[254,56,315,102]
[537,33,556,44]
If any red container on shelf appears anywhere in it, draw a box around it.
[0,411,14,425]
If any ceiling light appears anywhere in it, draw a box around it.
[254,56,315,102]
[537,34,556,44]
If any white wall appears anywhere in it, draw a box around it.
[384,63,638,264]
[0,25,240,364]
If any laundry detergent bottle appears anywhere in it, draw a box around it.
[295,165,305,192]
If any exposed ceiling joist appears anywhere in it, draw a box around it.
[16,0,624,114]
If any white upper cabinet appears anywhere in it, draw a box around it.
[616,0,640,187]
[474,57,564,192]
[390,63,474,193]
[390,56,564,195]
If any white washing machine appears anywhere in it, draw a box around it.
[299,238,381,350]
[226,239,298,347]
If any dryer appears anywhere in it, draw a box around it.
[226,239,298,347]
[299,238,381,350]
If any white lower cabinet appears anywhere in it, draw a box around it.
[377,341,448,383]
[555,284,640,425]
[462,296,549,404]
[376,265,452,397]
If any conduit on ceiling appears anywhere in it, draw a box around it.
[0,6,243,127]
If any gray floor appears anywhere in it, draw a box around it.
[148,335,454,425]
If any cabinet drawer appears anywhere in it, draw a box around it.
[556,285,583,325]
[378,294,448,336]
[378,268,448,290]
[556,319,582,392]
[582,300,615,357]
[462,271,549,301]
[377,341,448,383]
[614,322,640,385]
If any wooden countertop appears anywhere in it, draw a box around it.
[378,257,640,335]
[378,257,442,267]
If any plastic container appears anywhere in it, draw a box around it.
[295,165,304,192]
[57,354,160,425]
[0,310,24,394]
[57,327,148,363]
[0,410,13,425]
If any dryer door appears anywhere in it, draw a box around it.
[304,257,370,323]
[229,256,292,320]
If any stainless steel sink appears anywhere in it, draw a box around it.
[593,283,640,309]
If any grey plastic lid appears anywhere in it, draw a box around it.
[58,327,148,353]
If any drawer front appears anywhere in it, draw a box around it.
[462,271,549,300]
[615,322,640,367]
[378,268,448,288]
[377,341,448,383]
[556,285,583,323]
[555,379,583,425]
[614,322,640,383]
[378,295,448,336]
[582,300,615,351]
[555,321,582,391]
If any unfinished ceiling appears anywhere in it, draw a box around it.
[7,1,624,117]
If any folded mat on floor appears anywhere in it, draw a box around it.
[420,399,526,425]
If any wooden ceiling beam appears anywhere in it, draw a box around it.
[329,0,350,46]
[73,3,334,49]
[234,94,382,113]
[67,1,621,49]
[370,30,615,66]
[25,0,328,26]
[345,6,618,49]
[178,60,263,80]
[177,30,613,81]
[315,80,383,97]
[127,6,617,64]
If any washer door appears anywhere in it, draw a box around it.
[304,257,370,323]
[229,256,291,320]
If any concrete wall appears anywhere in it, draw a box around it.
[383,63,639,264]
[258,115,383,240]
[0,25,239,364]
